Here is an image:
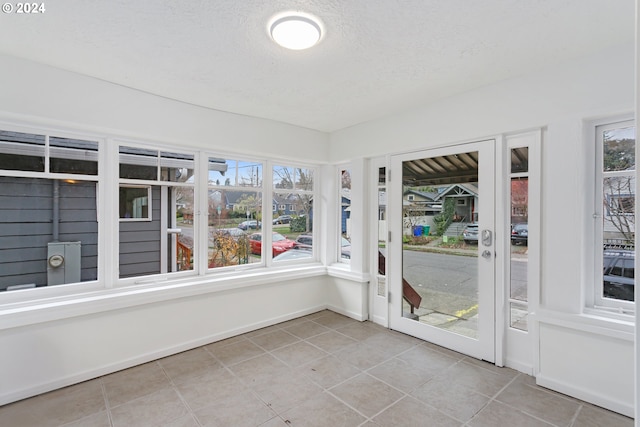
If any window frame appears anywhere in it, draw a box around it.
[587,117,636,315]
[0,120,324,307]
[119,185,152,221]
[337,164,352,264]
[271,162,318,266]
[205,155,265,272]
[116,141,198,285]
[0,123,104,300]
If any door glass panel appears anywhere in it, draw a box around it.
[401,151,479,339]
[377,167,387,296]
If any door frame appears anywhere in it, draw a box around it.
[387,139,500,363]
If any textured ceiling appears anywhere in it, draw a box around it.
[0,0,635,132]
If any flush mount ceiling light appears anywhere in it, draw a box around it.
[270,14,322,50]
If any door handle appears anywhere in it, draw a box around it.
[482,229,492,246]
[482,250,492,259]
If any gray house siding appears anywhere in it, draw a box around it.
[0,177,98,290]
[119,186,161,278]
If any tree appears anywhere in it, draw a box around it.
[235,193,262,221]
[273,167,313,232]
[603,176,635,242]
[602,133,635,243]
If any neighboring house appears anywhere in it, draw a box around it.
[434,183,479,223]
[402,189,441,216]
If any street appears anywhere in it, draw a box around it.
[401,249,528,319]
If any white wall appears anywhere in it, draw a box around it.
[0,54,330,162]
[0,276,328,405]
[330,42,636,416]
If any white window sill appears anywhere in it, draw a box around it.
[536,308,634,341]
[327,263,370,283]
[0,263,326,331]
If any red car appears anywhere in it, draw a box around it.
[249,232,296,257]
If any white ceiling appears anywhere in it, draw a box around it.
[0,0,634,132]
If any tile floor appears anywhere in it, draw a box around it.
[0,310,634,427]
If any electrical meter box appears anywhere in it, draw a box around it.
[47,241,81,286]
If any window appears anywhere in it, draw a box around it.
[273,165,314,263]
[118,145,195,278]
[0,122,323,301]
[340,168,352,262]
[119,186,151,220]
[593,120,635,311]
[208,158,262,269]
[509,146,529,330]
[0,129,100,291]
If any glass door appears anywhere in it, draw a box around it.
[389,140,495,362]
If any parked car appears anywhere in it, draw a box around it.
[238,220,261,230]
[294,234,351,259]
[340,237,351,259]
[249,232,296,257]
[511,223,528,245]
[603,249,634,301]
[295,234,313,247]
[273,246,313,262]
[463,223,479,244]
[273,215,292,225]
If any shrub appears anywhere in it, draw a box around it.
[290,216,311,233]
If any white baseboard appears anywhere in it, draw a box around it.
[326,304,366,322]
[536,374,634,418]
[504,358,534,376]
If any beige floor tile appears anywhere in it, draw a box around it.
[330,373,404,418]
[280,392,366,427]
[194,392,276,427]
[304,310,332,320]
[311,312,359,329]
[271,341,328,367]
[176,367,248,411]
[421,341,468,361]
[158,348,222,385]
[362,331,420,359]
[496,379,580,426]
[469,401,554,427]
[368,357,435,393]
[258,416,290,426]
[3,311,633,427]
[207,338,266,366]
[395,344,460,377]
[281,319,331,339]
[164,414,200,427]
[333,342,391,370]
[572,403,634,427]
[102,362,171,407]
[251,372,323,414]
[61,410,111,427]
[297,355,361,389]
[411,375,491,422]
[243,324,283,338]
[0,379,105,427]
[249,329,300,351]
[334,321,387,341]
[306,330,358,354]
[463,356,519,379]
[373,396,462,427]
[110,388,189,427]
[440,360,516,397]
[228,353,290,386]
